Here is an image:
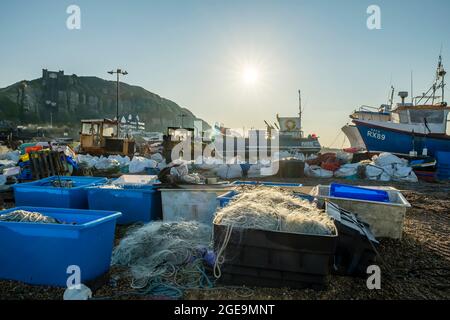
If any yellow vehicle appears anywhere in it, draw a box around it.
[79,119,135,156]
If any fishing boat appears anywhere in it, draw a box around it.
[272,90,321,154]
[342,103,392,151]
[208,90,321,158]
[343,55,449,157]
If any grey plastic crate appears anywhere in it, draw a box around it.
[311,185,411,239]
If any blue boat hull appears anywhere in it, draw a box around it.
[354,121,450,156]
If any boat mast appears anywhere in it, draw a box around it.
[389,86,394,110]
[416,54,447,105]
[438,54,446,104]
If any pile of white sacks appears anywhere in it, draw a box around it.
[0,150,21,185]
[76,153,167,173]
[305,152,418,182]
[193,152,317,179]
[364,152,418,182]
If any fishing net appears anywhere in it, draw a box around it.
[96,184,124,189]
[214,187,336,236]
[51,180,74,188]
[112,221,213,298]
[0,210,59,224]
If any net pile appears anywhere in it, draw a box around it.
[51,180,74,188]
[214,187,335,236]
[112,221,213,298]
[97,184,123,189]
[0,210,59,224]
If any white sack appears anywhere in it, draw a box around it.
[129,156,157,173]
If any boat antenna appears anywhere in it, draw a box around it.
[298,89,302,121]
[416,52,446,105]
[438,49,446,104]
[411,70,414,104]
[298,89,304,137]
[388,85,395,110]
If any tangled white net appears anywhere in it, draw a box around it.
[214,187,335,236]
[0,210,59,224]
[112,221,212,291]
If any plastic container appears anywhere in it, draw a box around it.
[160,189,221,225]
[87,185,162,224]
[330,183,389,203]
[19,143,37,155]
[312,185,411,239]
[25,145,43,154]
[13,176,107,209]
[278,160,305,178]
[214,223,338,289]
[437,172,450,180]
[326,202,379,276]
[230,181,303,188]
[0,206,121,286]
[217,188,313,208]
[214,189,337,289]
[217,190,238,207]
[436,151,450,180]
[436,151,450,167]
[111,175,159,186]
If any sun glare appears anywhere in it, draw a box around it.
[242,65,259,85]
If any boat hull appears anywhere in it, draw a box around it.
[342,124,366,149]
[354,120,450,156]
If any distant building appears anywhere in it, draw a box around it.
[118,114,146,135]
[42,69,66,110]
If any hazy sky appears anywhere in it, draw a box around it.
[1,0,449,147]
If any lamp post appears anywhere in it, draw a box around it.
[108,68,128,137]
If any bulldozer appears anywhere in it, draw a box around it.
[79,119,135,156]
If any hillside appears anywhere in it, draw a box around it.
[0,69,208,132]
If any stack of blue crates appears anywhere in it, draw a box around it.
[436,151,450,180]
[13,176,108,209]
[87,180,162,225]
[3,176,127,287]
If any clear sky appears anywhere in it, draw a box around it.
[1,0,449,147]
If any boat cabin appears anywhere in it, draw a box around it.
[391,104,450,135]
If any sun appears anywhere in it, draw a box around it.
[242,65,259,85]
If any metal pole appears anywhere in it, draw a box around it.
[108,68,127,137]
[117,71,120,137]
[298,90,303,137]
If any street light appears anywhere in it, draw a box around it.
[108,69,128,137]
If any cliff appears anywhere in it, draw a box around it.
[0,69,208,131]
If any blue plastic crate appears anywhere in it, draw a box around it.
[87,184,162,224]
[436,151,450,166]
[437,167,450,174]
[0,206,121,286]
[437,165,450,171]
[218,190,313,208]
[218,190,238,207]
[13,176,108,209]
[231,181,303,187]
[330,183,389,203]
[437,172,450,180]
